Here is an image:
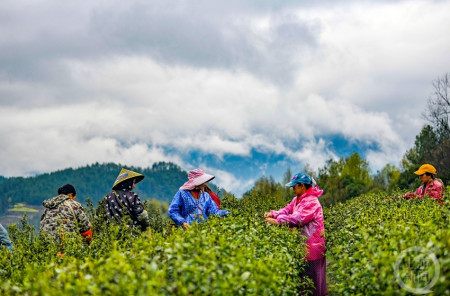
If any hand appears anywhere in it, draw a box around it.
[264,212,273,218]
[265,218,278,224]
[403,192,416,200]
[182,222,190,230]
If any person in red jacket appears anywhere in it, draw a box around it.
[403,164,444,203]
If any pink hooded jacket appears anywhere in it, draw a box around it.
[270,187,326,261]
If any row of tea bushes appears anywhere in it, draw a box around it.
[0,192,311,295]
[324,188,450,295]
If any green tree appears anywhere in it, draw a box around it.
[373,164,400,193]
[281,167,293,200]
[429,138,450,184]
[243,176,283,199]
[317,152,372,205]
[396,73,450,189]
[397,125,439,189]
[317,158,345,205]
[418,72,450,185]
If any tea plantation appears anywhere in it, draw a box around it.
[0,189,449,295]
[324,188,449,295]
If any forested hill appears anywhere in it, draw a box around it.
[0,162,191,213]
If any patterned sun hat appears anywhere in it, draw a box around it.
[179,169,215,190]
[112,168,145,190]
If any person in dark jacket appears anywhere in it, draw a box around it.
[0,223,13,251]
[104,168,150,230]
[40,184,92,242]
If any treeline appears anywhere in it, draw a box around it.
[0,162,194,214]
[246,147,448,208]
[246,134,449,207]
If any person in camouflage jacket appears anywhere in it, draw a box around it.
[40,184,92,242]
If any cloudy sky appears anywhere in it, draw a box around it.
[1,0,449,195]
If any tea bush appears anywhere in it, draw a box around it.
[0,192,311,295]
[4,185,447,295]
[324,188,450,295]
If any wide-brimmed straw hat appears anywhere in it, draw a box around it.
[180,169,215,190]
[112,168,145,190]
[414,164,437,175]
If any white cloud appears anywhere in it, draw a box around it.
[0,103,184,176]
[0,56,408,177]
[285,138,338,172]
[1,0,449,193]
[291,0,450,111]
[199,165,255,195]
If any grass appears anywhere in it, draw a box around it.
[7,203,39,213]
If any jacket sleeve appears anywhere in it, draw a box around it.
[425,180,444,200]
[74,203,92,233]
[270,198,295,219]
[276,198,320,226]
[131,193,149,228]
[129,193,145,215]
[168,191,187,225]
[204,193,229,217]
[414,185,424,197]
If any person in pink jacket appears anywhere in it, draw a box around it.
[264,172,327,296]
[403,164,444,204]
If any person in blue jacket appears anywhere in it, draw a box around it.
[169,169,229,229]
[0,223,12,251]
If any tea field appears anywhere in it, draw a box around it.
[0,189,449,295]
[324,188,449,295]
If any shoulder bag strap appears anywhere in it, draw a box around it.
[63,199,77,221]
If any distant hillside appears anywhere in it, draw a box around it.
[0,162,196,213]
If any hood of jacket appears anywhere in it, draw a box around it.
[299,186,324,201]
[42,194,71,209]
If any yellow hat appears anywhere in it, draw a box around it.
[112,168,145,189]
[414,164,437,175]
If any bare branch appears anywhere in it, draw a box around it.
[423,72,450,140]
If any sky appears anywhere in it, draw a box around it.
[1,0,450,196]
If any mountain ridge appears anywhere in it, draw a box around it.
[0,162,203,214]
